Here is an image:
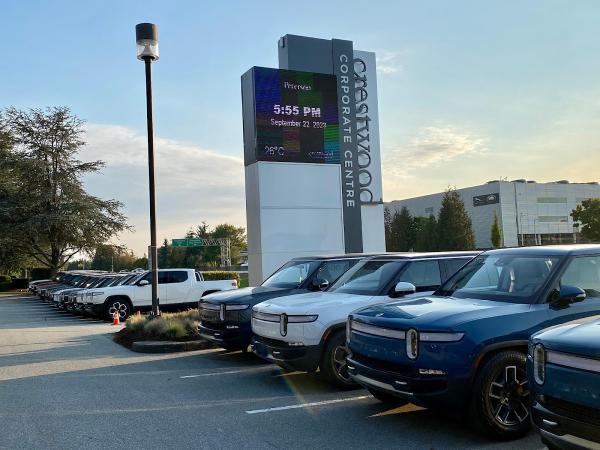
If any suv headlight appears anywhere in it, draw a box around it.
[226,304,250,311]
[346,319,351,345]
[200,302,220,311]
[287,315,318,323]
[533,343,546,385]
[419,332,464,342]
[406,329,419,360]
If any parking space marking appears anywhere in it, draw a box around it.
[180,366,275,378]
[245,395,370,414]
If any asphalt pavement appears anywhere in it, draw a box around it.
[0,296,545,450]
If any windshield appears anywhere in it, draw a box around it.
[329,260,406,296]
[262,260,321,289]
[436,254,561,303]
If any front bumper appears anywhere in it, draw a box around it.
[251,336,321,372]
[198,320,252,349]
[346,352,468,409]
[532,396,600,449]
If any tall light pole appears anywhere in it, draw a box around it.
[136,23,160,316]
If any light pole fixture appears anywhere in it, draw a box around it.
[136,22,160,316]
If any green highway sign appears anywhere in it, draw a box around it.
[188,239,203,247]
[171,239,188,247]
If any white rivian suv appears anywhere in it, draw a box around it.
[251,252,478,387]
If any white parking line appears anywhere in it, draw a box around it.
[245,395,370,414]
[180,366,274,379]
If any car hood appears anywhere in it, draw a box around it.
[350,296,531,330]
[202,286,297,305]
[254,291,375,316]
[533,316,600,359]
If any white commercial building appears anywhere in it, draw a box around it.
[387,180,600,249]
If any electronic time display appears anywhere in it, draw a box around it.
[247,67,340,164]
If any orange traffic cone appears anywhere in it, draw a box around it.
[111,311,120,326]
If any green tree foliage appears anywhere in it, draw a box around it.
[90,244,138,271]
[0,107,129,275]
[437,189,476,250]
[571,198,600,242]
[385,207,416,251]
[158,222,247,269]
[491,211,502,248]
[414,215,439,251]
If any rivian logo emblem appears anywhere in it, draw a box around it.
[280,313,288,336]
[219,304,226,321]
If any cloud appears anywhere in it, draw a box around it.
[376,50,407,75]
[80,124,245,255]
[382,125,489,182]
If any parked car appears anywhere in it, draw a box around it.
[74,273,139,314]
[198,254,368,352]
[529,315,600,449]
[251,252,478,387]
[84,269,238,321]
[346,245,600,440]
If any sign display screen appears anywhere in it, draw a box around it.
[249,67,340,164]
[473,193,500,206]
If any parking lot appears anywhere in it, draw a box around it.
[0,295,544,450]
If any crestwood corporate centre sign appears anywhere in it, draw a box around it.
[332,39,363,253]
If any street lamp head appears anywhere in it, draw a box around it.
[136,23,159,61]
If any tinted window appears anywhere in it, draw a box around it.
[560,256,600,298]
[399,260,441,289]
[330,260,405,296]
[140,272,169,284]
[438,254,561,303]
[443,258,472,281]
[169,271,188,283]
[262,260,321,288]
[314,260,357,283]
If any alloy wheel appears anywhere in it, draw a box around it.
[332,344,351,383]
[108,302,128,320]
[487,365,530,426]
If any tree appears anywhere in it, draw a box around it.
[387,207,416,251]
[90,244,137,271]
[490,211,502,248]
[437,189,476,250]
[414,214,439,251]
[0,107,130,275]
[571,198,600,242]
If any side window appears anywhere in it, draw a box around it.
[315,260,355,283]
[443,258,471,281]
[157,272,170,284]
[195,272,201,281]
[560,256,600,298]
[169,271,188,284]
[399,260,442,290]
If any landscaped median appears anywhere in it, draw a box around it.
[114,309,215,353]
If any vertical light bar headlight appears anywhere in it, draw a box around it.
[533,344,546,385]
[406,329,419,360]
[346,319,351,345]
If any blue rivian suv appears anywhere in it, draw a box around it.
[529,315,600,449]
[346,245,600,441]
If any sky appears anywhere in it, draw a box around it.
[2,0,600,255]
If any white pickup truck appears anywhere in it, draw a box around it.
[82,269,238,321]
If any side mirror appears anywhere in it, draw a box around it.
[138,279,150,287]
[551,285,586,308]
[392,281,416,298]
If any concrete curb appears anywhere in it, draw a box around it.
[130,340,213,353]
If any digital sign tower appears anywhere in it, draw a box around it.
[242,35,385,284]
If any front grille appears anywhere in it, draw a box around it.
[543,396,600,426]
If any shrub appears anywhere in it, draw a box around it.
[166,322,187,339]
[201,271,240,283]
[0,282,11,292]
[124,309,200,341]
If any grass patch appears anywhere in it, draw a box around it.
[114,309,211,348]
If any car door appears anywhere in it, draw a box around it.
[133,271,169,307]
[165,270,190,305]
[543,254,600,325]
[396,259,443,299]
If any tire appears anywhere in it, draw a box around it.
[368,388,409,407]
[319,330,358,389]
[469,350,531,440]
[104,297,132,322]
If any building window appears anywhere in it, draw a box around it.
[537,197,567,203]
[538,216,568,223]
